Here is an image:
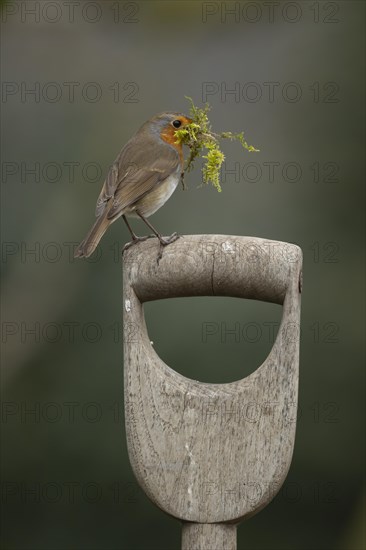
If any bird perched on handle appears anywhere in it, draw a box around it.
[74,112,192,259]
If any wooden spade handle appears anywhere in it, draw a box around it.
[123,235,302,550]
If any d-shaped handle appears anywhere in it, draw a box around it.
[124,235,302,305]
[123,235,302,546]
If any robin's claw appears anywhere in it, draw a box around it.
[156,233,180,264]
[158,232,180,246]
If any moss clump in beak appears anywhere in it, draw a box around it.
[174,97,259,193]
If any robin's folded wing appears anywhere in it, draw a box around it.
[95,138,180,218]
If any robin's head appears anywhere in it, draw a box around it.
[142,112,192,147]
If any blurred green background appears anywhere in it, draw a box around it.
[1,1,365,549]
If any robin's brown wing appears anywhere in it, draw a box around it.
[95,136,180,219]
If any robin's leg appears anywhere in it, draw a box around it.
[136,212,180,246]
[122,215,154,251]
[136,211,180,262]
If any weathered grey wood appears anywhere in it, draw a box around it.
[182,522,237,550]
[123,235,302,548]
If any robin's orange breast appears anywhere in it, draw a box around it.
[160,115,192,166]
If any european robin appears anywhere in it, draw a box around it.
[74,112,192,258]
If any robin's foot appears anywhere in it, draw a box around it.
[158,232,180,246]
[156,233,180,263]
[122,234,155,253]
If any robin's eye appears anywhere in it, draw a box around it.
[172,120,182,128]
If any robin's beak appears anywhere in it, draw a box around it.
[184,117,193,126]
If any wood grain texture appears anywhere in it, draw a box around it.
[123,235,302,543]
[182,522,236,550]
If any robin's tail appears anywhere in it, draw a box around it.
[74,214,111,258]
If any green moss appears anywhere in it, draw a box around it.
[202,144,225,192]
[175,97,259,192]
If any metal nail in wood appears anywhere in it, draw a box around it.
[123,235,302,550]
